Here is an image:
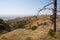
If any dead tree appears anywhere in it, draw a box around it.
[53,0,57,32]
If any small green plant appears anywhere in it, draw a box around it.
[31,26,37,30]
[48,29,55,37]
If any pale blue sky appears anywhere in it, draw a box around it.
[0,0,60,16]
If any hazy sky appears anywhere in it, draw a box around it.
[0,0,60,16]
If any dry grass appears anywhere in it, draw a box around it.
[0,29,47,40]
[0,16,60,40]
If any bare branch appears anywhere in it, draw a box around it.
[37,2,53,16]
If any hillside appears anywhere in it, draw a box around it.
[0,29,47,40]
[0,15,60,40]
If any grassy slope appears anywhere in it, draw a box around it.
[0,29,47,40]
[0,16,60,40]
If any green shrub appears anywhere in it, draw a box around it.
[48,29,55,37]
[37,22,40,26]
[31,26,37,30]
[44,22,47,25]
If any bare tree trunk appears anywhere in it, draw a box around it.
[53,0,57,32]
